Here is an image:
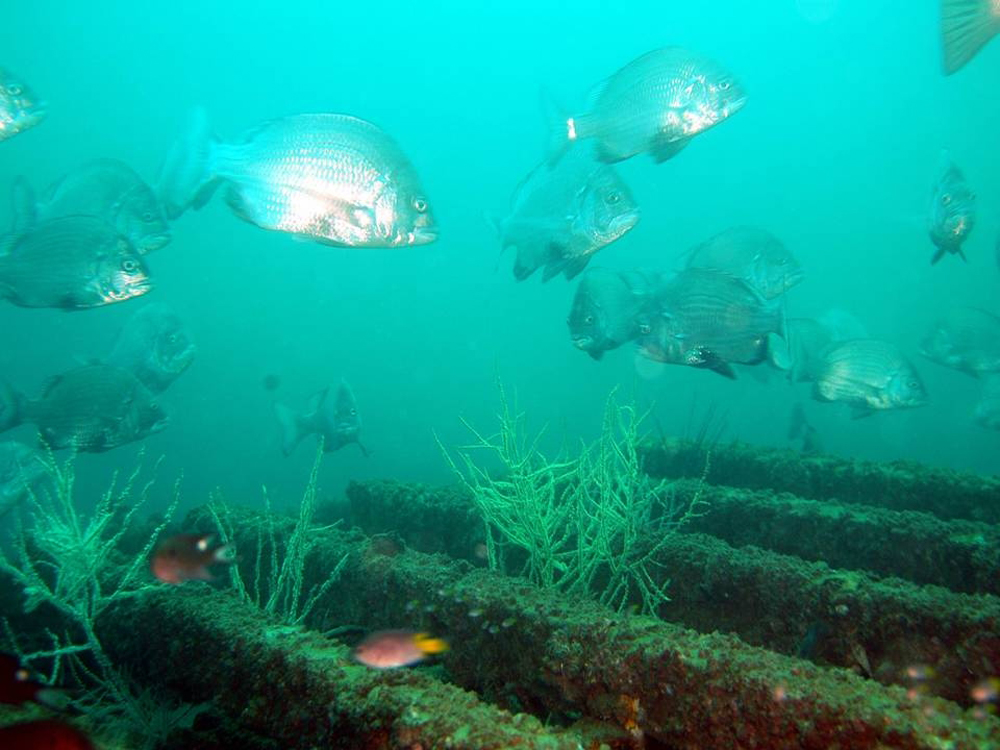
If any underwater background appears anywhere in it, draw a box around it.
[0,0,997,517]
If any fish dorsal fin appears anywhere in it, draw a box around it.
[10,177,36,236]
[307,386,331,418]
[941,0,1000,74]
[39,373,65,399]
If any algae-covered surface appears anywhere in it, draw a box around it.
[2,440,1000,748]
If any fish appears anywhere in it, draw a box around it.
[920,307,1000,377]
[768,310,868,382]
[567,268,657,360]
[973,374,1000,430]
[548,47,747,164]
[14,159,171,253]
[637,268,784,379]
[489,149,639,281]
[787,404,823,455]
[274,380,369,457]
[0,364,169,452]
[0,720,93,750]
[262,374,281,392]
[0,441,48,516]
[941,0,1000,74]
[151,533,235,584]
[0,653,66,709]
[928,152,976,264]
[684,226,803,299]
[0,68,44,142]
[812,339,928,416]
[0,216,152,310]
[352,630,448,669]
[158,109,437,247]
[107,303,196,393]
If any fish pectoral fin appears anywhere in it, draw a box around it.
[850,406,875,420]
[958,247,968,262]
[559,254,592,281]
[688,347,737,379]
[941,0,1000,74]
[930,246,947,265]
[650,137,689,164]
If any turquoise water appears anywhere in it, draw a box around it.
[0,1,998,515]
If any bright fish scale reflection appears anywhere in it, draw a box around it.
[0,67,44,142]
[813,339,928,415]
[160,110,437,248]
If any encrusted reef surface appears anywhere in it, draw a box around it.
[99,527,999,750]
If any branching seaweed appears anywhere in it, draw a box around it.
[440,382,710,615]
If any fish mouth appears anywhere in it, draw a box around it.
[722,90,748,119]
[409,226,439,246]
[609,211,641,237]
[572,335,594,351]
[139,233,172,253]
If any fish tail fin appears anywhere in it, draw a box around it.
[157,107,221,220]
[941,0,1000,74]
[483,212,507,274]
[213,543,237,564]
[958,247,968,262]
[766,332,792,372]
[10,176,36,237]
[274,401,309,456]
[413,633,449,655]
[540,87,575,165]
[0,380,25,433]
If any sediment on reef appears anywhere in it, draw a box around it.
[98,586,600,750]
[639,439,1000,524]
[345,479,1000,707]
[98,516,1000,750]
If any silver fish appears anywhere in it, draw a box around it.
[637,268,783,379]
[107,303,196,393]
[567,268,656,360]
[920,306,1000,377]
[274,380,369,457]
[491,149,639,281]
[0,216,152,310]
[812,339,928,415]
[0,365,169,452]
[928,152,975,264]
[973,374,1000,430]
[941,0,1000,75]
[158,109,437,247]
[768,309,868,382]
[16,159,171,254]
[684,226,802,299]
[550,47,747,164]
[0,68,44,142]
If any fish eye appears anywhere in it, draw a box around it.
[718,81,731,91]
[605,191,621,205]
[5,84,22,96]
[584,315,594,325]
[167,334,178,345]
[639,323,651,335]
[121,259,139,273]
[941,194,952,206]
[412,197,428,213]
[142,211,156,222]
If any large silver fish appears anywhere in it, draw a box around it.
[0,216,151,310]
[15,159,171,254]
[567,268,657,360]
[549,47,747,164]
[107,303,196,394]
[274,380,368,457]
[491,149,639,281]
[0,364,169,452]
[637,268,783,379]
[920,306,1000,377]
[0,68,44,142]
[812,339,928,416]
[158,109,437,247]
[684,226,802,299]
[928,152,976,264]
[941,0,1000,74]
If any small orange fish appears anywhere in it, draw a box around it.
[0,719,93,750]
[352,630,448,669]
[151,533,235,584]
[0,653,66,708]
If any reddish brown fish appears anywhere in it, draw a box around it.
[352,630,448,669]
[0,719,93,750]
[151,533,234,584]
[0,652,65,709]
